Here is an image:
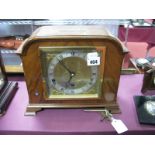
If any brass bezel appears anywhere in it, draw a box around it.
[39,46,106,100]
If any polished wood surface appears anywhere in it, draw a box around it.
[32,25,111,37]
[19,26,126,114]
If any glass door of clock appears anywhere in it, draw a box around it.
[39,46,106,99]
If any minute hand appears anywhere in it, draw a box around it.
[57,57,73,74]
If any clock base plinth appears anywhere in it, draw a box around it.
[25,106,42,116]
[24,102,120,116]
[0,81,18,116]
[84,105,121,114]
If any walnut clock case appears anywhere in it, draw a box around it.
[18,26,127,115]
[0,51,18,116]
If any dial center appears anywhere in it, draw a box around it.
[71,72,75,77]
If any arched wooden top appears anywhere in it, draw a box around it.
[17,26,128,55]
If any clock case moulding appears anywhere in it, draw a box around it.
[17,25,128,115]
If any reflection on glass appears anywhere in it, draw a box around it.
[0,67,4,90]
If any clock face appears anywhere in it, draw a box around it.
[40,47,105,99]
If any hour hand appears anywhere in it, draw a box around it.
[56,57,76,86]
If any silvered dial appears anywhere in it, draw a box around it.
[48,50,98,94]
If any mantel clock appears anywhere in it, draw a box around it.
[18,26,127,115]
[0,51,18,116]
